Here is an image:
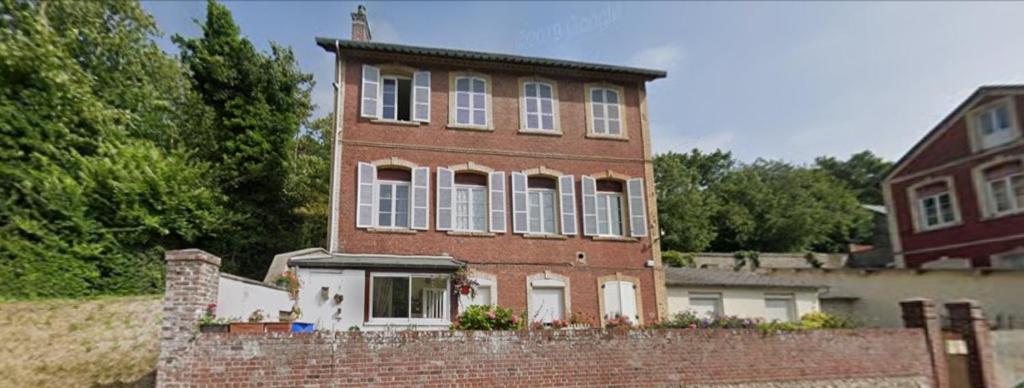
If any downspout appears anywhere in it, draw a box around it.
[327,41,345,253]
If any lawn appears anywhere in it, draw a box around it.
[0,295,161,387]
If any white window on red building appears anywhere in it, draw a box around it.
[511,171,577,236]
[581,175,648,238]
[910,179,959,231]
[355,162,429,230]
[982,160,1024,217]
[520,80,558,132]
[971,101,1019,150]
[451,75,489,128]
[601,280,638,324]
[587,85,624,137]
[360,65,430,123]
[436,166,506,234]
[369,273,449,325]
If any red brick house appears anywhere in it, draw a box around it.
[285,7,666,330]
[883,85,1024,269]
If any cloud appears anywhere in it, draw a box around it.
[628,45,684,72]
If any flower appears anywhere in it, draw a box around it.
[486,310,497,320]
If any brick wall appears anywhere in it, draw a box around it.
[160,329,932,387]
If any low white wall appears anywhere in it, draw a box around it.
[760,268,1024,328]
[666,286,820,321]
[216,274,292,322]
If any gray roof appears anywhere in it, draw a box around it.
[290,252,464,270]
[665,268,826,289]
[316,38,667,80]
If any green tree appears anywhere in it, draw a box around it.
[654,149,732,252]
[174,0,314,278]
[814,150,892,205]
[0,0,228,298]
[286,116,333,248]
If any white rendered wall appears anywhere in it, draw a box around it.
[295,268,366,331]
[666,286,820,321]
[216,275,293,322]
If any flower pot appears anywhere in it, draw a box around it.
[264,322,291,333]
[199,324,229,333]
[229,323,264,334]
[459,285,471,295]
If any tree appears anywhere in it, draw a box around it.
[653,149,732,252]
[174,0,314,278]
[814,151,892,205]
[286,116,333,248]
[0,0,228,298]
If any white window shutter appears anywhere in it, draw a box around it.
[619,281,638,322]
[581,176,597,236]
[436,167,454,230]
[412,71,431,122]
[558,175,577,235]
[361,65,380,119]
[602,281,622,319]
[511,172,528,234]
[411,167,430,230]
[356,162,377,228]
[489,172,507,233]
[627,178,648,237]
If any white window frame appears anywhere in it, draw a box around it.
[376,179,411,229]
[379,75,413,121]
[595,191,625,237]
[986,172,1024,217]
[527,273,570,325]
[453,184,488,232]
[585,83,627,139]
[687,292,723,318]
[764,293,798,323]
[917,192,957,230]
[907,176,961,233]
[458,275,497,312]
[368,272,450,325]
[968,99,1021,151]
[519,79,559,133]
[527,188,558,235]
[450,74,490,129]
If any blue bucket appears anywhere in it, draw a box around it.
[291,322,314,333]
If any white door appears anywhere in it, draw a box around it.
[531,287,564,323]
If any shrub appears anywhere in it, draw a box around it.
[656,310,761,329]
[799,312,856,329]
[451,305,523,331]
[605,314,634,329]
[662,251,695,268]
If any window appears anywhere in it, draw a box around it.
[521,81,557,131]
[595,180,625,236]
[911,180,958,230]
[370,273,449,323]
[527,178,558,234]
[688,292,722,318]
[973,102,1018,150]
[458,277,495,311]
[764,294,797,323]
[601,280,638,323]
[983,161,1024,216]
[356,162,428,230]
[582,175,647,238]
[530,287,564,323]
[454,179,487,232]
[454,76,488,127]
[587,86,624,137]
[360,65,430,122]
[377,177,410,228]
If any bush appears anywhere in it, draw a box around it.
[799,312,856,329]
[662,251,695,268]
[451,305,523,330]
[655,310,761,329]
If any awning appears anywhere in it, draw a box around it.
[290,252,464,271]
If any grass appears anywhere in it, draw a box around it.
[0,295,161,387]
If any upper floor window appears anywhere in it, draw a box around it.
[436,165,506,234]
[449,73,491,129]
[909,179,959,231]
[969,99,1020,151]
[585,84,626,138]
[581,174,648,238]
[519,79,559,132]
[980,159,1024,217]
[356,161,429,230]
[511,169,577,236]
[361,65,430,123]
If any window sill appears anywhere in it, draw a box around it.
[915,221,962,234]
[446,231,496,237]
[370,119,422,127]
[586,133,629,141]
[363,320,451,328]
[522,233,568,240]
[980,209,1024,221]
[518,129,563,137]
[447,124,494,132]
[591,235,638,242]
[366,227,417,234]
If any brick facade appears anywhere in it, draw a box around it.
[884,87,1024,268]
[322,39,667,324]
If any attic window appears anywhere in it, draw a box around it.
[970,99,1020,151]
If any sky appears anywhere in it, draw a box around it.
[143,1,1024,163]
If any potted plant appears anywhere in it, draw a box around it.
[450,267,479,297]
[273,270,301,300]
[230,309,266,334]
[198,304,230,333]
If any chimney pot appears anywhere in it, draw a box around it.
[351,5,371,42]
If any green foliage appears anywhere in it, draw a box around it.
[732,251,760,271]
[815,150,893,206]
[451,305,524,331]
[654,150,731,252]
[655,310,856,331]
[662,251,695,268]
[0,0,229,298]
[798,311,856,329]
[286,116,333,248]
[173,0,314,278]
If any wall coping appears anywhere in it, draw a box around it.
[165,249,221,267]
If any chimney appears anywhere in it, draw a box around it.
[351,5,371,42]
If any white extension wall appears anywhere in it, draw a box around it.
[216,274,293,322]
[294,268,366,331]
[666,286,820,321]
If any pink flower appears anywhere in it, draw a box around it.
[486,311,497,320]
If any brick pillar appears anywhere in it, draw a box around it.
[157,249,221,386]
[900,298,948,388]
[946,300,998,388]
